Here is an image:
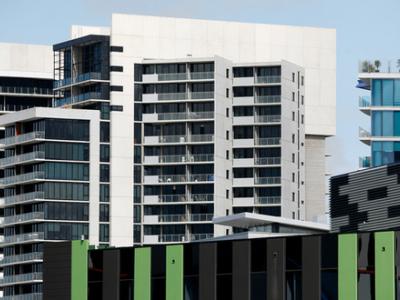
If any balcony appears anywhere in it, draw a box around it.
[3,212,44,226]
[358,96,371,115]
[359,156,371,168]
[189,213,213,222]
[359,127,371,145]
[255,115,281,123]
[255,95,281,104]
[190,72,214,80]
[0,151,45,168]
[156,111,214,121]
[159,155,187,163]
[255,196,281,204]
[2,171,45,187]
[3,232,44,244]
[189,233,213,241]
[188,154,214,162]
[255,76,281,84]
[255,137,281,146]
[255,177,281,185]
[0,131,45,147]
[0,252,43,266]
[159,214,187,223]
[158,135,187,144]
[158,73,188,81]
[54,72,104,88]
[189,134,214,143]
[158,174,187,183]
[158,194,187,203]
[0,86,52,97]
[190,194,213,202]
[158,92,188,101]
[4,191,45,207]
[254,157,281,165]
[2,293,42,300]
[158,234,186,242]
[55,91,109,107]
[188,174,214,182]
[359,59,400,74]
[191,91,214,99]
[0,272,43,286]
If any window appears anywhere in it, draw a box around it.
[292,111,295,121]
[234,106,253,117]
[234,148,253,159]
[100,164,110,182]
[292,134,296,143]
[110,85,123,92]
[292,212,295,219]
[226,189,229,199]
[301,95,304,105]
[100,144,110,162]
[44,162,89,181]
[100,184,110,202]
[110,46,123,52]
[110,66,123,72]
[45,119,89,141]
[292,92,295,102]
[100,204,110,222]
[99,224,110,242]
[226,68,229,78]
[44,142,89,161]
[233,67,253,77]
[226,88,229,98]
[292,173,295,182]
[301,76,304,86]
[292,192,295,202]
[233,86,253,97]
[234,126,253,139]
[226,150,229,160]
[226,108,229,117]
[301,115,304,124]
[292,73,295,82]
[226,170,229,179]
[292,153,295,163]
[44,182,89,201]
[100,122,110,142]
[226,130,230,140]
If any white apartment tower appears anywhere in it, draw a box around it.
[0,15,335,298]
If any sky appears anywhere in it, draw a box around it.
[1,0,400,176]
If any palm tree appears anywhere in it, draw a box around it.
[374,60,381,72]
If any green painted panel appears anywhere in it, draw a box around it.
[338,234,357,300]
[375,231,395,300]
[134,247,151,300]
[166,245,184,300]
[71,240,89,300]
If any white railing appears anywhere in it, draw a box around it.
[255,95,281,104]
[255,177,281,185]
[190,72,214,80]
[0,151,45,167]
[0,272,43,285]
[158,92,188,101]
[189,174,214,182]
[255,115,281,123]
[189,214,213,222]
[255,196,281,204]
[3,212,44,225]
[158,174,187,183]
[188,154,214,162]
[190,91,214,99]
[2,293,42,300]
[255,137,281,145]
[256,75,281,84]
[158,73,188,81]
[189,134,214,142]
[0,86,52,96]
[159,214,187,222]
[158,194,187,203]
[190,194,213,202]
[3,171,45,186]
[0,252,43,266]
[0,131,45,146]
[159,135,187,143]
[4,191,45,206]
[158,234,186,242]
[4,232,44,244]
[254,157,281,165]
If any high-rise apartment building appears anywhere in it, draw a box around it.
[358,60,400,168]
[0,15,336,298]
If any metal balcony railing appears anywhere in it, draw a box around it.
[255,196,281,204]
[158,73,188,81]
[190,72,214,80]
[189,134,214,142]
[256,76,281,84]
[189,214,213,222]
[254,157,281,165]
[158,234,186,242]
[4,191,45,206]
[0,151,45,167]
[0,86,52,96]
[189,174,214,182]
[158,214,187,222]
[0,252,43,266]
[158,174,187,183]
[188,154,214,162]
[4,232,44,244]
[190,91,214,99]
[3,212,44,225]
[3,171,45,186]
[255,115,281,123]
[158,194,187,203]
[2,293,42,300]
[0,131,45,146]
[190,194,214,202]
[255,95,281,104]
[0,272,43,285]
[255,177,281,185]
[158,92,188,101]
[255,137,281,145]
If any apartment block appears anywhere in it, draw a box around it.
[357,60,400,168]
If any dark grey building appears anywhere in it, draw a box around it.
[330,163,400,232]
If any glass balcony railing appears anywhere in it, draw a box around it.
[189,134,214,142]
[2,171,45,186]
[158,234,186,242]
[0,151,45,167]
[4,191,45,206]
[54,72,104,88]
[188,174,214,182]
[190,194,213,202]
[158,92,188,101]
[158,194,187,203]
[255,196,281,204]
[255,115,281,123]
[159,135,187,143]
[0,252,43,266]
[359,59,400,73]
[156,111,214,121]
[0,86,52,96]
[359,127,371,138]
[2,293,42,300]
[255,95,281,104]
[255,137,281,145]
[359,156,371,168]
[158,73,188,81]
[159,214,187,222]
[359,96,371,108]
[190,91,214,99]
[3,232,44,244]
[254,157,281,165]
[255,76,281,84]
[0,131,45,146]
[3,212,44,225]
[189,213,213,222]
[55,91,109,107]
[190,72,214,80]
[158,174,187,183]
[0,272,43,285]
[159,155,187,163]
[255,177,281,185]
[188,154,214,162]
[189,233,213,241]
